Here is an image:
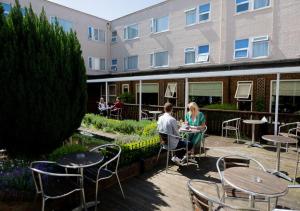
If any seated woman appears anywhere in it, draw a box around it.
[110,97,123,115]
[97,97,108,116]
[184,102,206,153]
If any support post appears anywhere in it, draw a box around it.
[185,78,189,118]
[139,80,142,121]
[274,73,280,135]
[105,81,108,104]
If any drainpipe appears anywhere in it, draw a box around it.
[139,80,142,121]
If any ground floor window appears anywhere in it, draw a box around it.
[108,84,116,103]
[270,80,300,113]
[235,81,253,111]
[165,83,177,106]
[188,82,222,107]
[136,83,159,105]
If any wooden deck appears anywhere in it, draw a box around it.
[1,136,299,211]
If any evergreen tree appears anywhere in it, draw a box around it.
[0,1,87,156]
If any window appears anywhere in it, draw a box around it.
[185,8,196,26]
[236,0,249,13]
[197,44,210,62]
[189,82,223,107]
[50,17,73,32]
[124,56,138,71]
[151,16,169,33]
[254,0,270,10]
[100,59,106,70]
[124,24,139,40]
[235,82,252,99]
[199,3,210,22]
[88,57,101,70]
[88,27,105,42]
[150,51,168,67]
[252,36,269,58]
[108,85,116,103]
[234,39,249,59]
[122,84,129,93]
[111,59,117,71]
[136,83,159,105]
[112,31,117,43]
[185,48,196,64]
[165,83,177,98]
[270,80,300,113]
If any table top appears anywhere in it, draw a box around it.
[148,110,162,114]
[57,151,104,169]
[243,119,265,125]
[262,135,297,144]
[223,167,288,197]
[179,126,204,134]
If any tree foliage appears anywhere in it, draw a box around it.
[0,1,87,156]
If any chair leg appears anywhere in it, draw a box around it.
[95,181,99,211]
[116,173,125,199]
[225,129,228,138]
[166,150,170,173]
[203,140,206,157]
[286,143,288,152]
[221,128,223,137]
[157,147,162,162]
[42,198,45,211]
[81,189,87,211]
[294,152,299,185]
[235,130,239,144]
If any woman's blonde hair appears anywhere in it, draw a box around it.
[188,102,199,115]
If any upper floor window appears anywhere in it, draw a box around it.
[124,24,139,40]
[111,31,117,43]
[151,16,169,33]
[197,44,210,62]
[185,48,196,64]
[124,55,138,70]
[185,44,210,64]
[236,0,249,13]
[51,17,73,32]
[254,0,270,10]
[88,27,105,42]
[185,8,196,26]
[100,59,106,70]
[111,59,118,71]
[150,51,168,67]
[234,39,249,59]
[236,0,270,13]
[252,36,269,58]
[199,3,210,22]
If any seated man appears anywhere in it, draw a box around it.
[157,102,193,165]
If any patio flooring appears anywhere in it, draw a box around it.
[1,136,299,211]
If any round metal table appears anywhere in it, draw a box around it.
[243,119,265,148]
[148,110,162,120]
[262,135,297,181]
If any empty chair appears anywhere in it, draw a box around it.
[222,118,241,143]
[84,144,125,210]
[187,179,259,211]
[278,122,299,152]
[156,132,187,173]
[216,155,266,202]
[30,161,86,211]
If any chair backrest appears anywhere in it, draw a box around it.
[279,122,300,133]
[187,179,259,211]
[90,144,121,175]
[141,111,149,120]
[216,155,266,184]
[29,161,81,197]
[223,118,241,129]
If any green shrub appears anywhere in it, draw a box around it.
[255,97,265,112]
[72,133,109,149]
[48,144,87,161]
[0,2,87,156]
[119,92,134,103]
[142,122,157,137]
[203,103,237,110]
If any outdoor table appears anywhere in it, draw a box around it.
[243,119,265,148]
[262,135,297,181]
[148,110,162,120]
[223,167,288,210]
[57,151,104,211]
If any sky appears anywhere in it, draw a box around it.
[48,0,166,20]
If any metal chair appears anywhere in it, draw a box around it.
[294,149,300,185]
[30,161,86,211]
[222,118,242,143]
[109,108,123,120]
[199,126,208,158]
[156,132,188,173]
[278,122,299,152]
[216,155,266,203]
[187,179,260,211]
[272,185,300,211]
[84,144,125,210]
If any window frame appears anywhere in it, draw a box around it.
[88,26,106,43]
[88,57,102,71]
[150,51,169,68]
[150,15,169,34]
[124,23,139,40]
[188,81,224,104]
[234,38,249,59]
[199,3,211,23]
[108,84,117,103]
[124,55,138,71]
[50,16,73,32]
[164,83,177,98]
[136,83,159,105]
[111,59,118,71]
[184,47,196,65]
[251,35,269,59]
[185,8,197,26]
[236,0,250,14]
[197,44,210,63]
[111,30,117,43]
[100,58,106,71]
[235,81,253,99]
[253,0,271,10]
[122,84,130,94]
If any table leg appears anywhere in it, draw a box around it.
[248,124,262,148]
[249,195,255,208]
[276,143,280,172]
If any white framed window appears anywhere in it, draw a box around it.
[254,0,270,10]
[197,44,210,63]
[199,3,210,22]
[111,31,117,43]
[50,17,73,32]
[165,83,177,98]
[151,16,169,33]
[189,82,223,106]
[124,55,138,71]
[111,59,117,71]
[136,83,159,105]
[185,8,196,26]
[124,24,139,40]
[185,48,196,64]
[236,0,249,13]
[122,84,129,93]
[235,82,252,99]
[234,39,249,59]
[88,26,105,42]
[100,59,106,70]
[150,51,169,68]
[108,84,116,103]
[252,36,269,58]
[88,57,102,71]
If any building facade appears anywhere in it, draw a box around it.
[2,0,300,113]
